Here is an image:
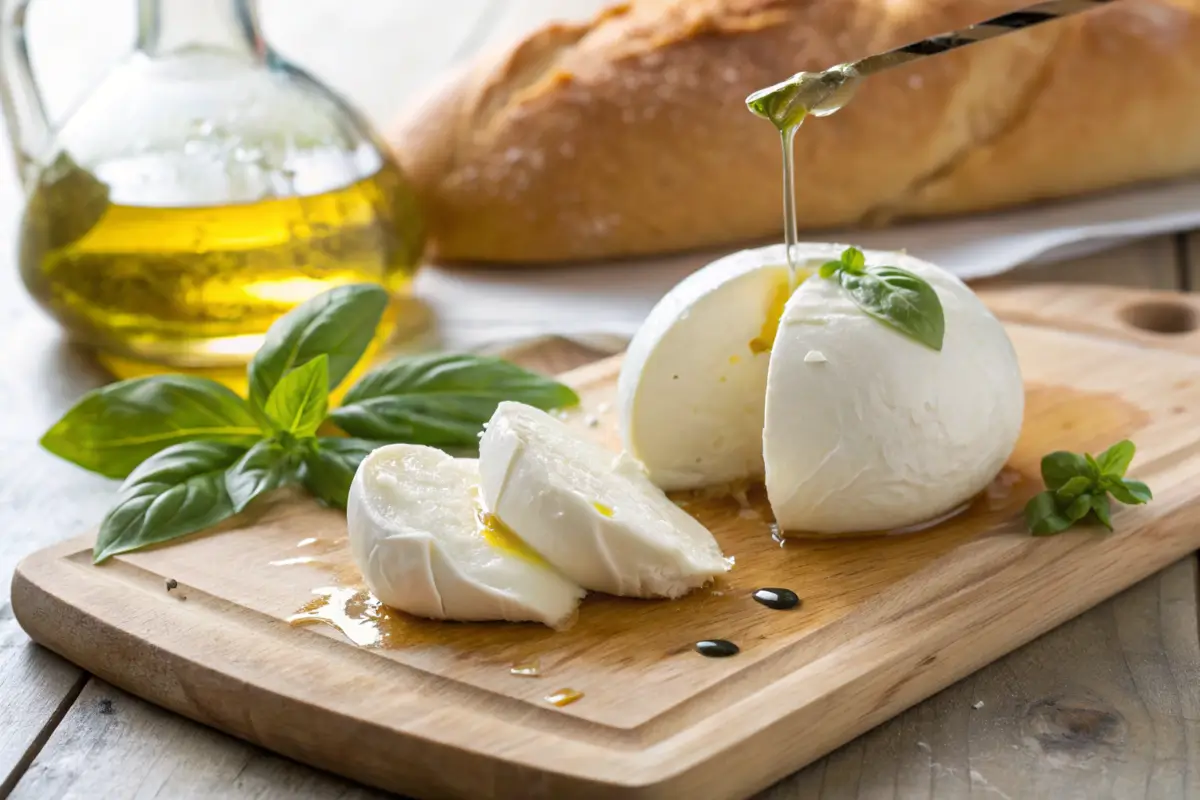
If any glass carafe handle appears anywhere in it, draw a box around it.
[0,0,51,189]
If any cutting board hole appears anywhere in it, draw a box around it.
[1120,301,1198,335]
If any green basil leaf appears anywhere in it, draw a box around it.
[1091,494,1113,530]
[819,261,842,279]
[1025,491,1075,536]
[1055,475,1094,500]
[41,376,263,480]
[1084,453,1102,481]
[1096,439,1135,478]
[1106,478,1152,506]
[303,437,383,509]
[838,266,945,351]
[330,353,580,447]
[94,441,246,563]
[841,246,866,273]
[225,439,302,513]
[247,283,388,410]
[1065,493,1094,523]
[1041,451,1090,491]
[263,354,329,437]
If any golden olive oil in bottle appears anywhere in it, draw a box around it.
[19,148,425,385]
[3,0,427,388]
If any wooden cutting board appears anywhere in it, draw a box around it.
[13,285,1200,800]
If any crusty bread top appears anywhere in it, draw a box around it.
[391,0,1200,264]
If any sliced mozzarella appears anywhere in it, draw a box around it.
[763,244,1024,533]
[347,444,584,628]
[617,247,820,490]
[478,402,729,599]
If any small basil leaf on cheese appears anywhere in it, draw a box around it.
[820,248,945,351]
[94,441,245,563]
[330,353,579,447]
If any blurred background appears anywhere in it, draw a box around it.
[4,0,1200,379]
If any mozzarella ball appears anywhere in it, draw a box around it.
[764,245,1023,533]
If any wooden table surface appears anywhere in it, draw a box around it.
[4,4,1200,798]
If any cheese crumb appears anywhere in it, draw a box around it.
[804,350,827,363]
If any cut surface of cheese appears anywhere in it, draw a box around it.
[617,248,809,491]
[347,444,584,628]
[763,244,1024,534]
[479,402,729,599]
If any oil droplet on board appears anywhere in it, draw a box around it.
[545,688,584,707]
[753,587,801,610]
[694,639,740,658]
[510,659,542,677]
[269,556,321,567]
[287,586,399,648]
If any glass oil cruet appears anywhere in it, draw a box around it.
[0,0,426,383]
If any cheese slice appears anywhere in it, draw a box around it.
[347,444,584,628]
[479,402,730,599]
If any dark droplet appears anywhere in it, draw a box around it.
[695,639,740,658]
[753,587,801,610]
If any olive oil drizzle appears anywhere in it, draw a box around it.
[780,125,802,285]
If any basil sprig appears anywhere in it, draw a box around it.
[819,247,946,351]
[1024,440,1152,536]
[43,284,580,563]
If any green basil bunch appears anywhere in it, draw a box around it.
[1024,440,1152,535]
[41,285,579,563]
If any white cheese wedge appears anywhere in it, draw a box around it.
[478,402,729,599]
[347,444,584,628]
[764,245,1023,533]
[617,248,797,490]
[618,242,1024,535]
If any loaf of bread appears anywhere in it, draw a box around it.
[390,0,1200,264]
